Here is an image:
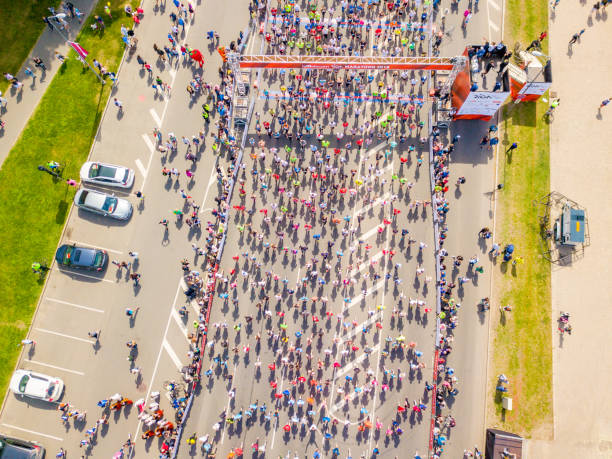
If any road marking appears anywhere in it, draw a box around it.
[347,280,385,309]
[34,328,96,345]
[220,364,239,445]
[363,162,394,184]
[352,225,383,246]
[169,69,177,78]
[171,308,189,340]
[45,297,105,314]
[66,240,123,254]
[57,270,114,283]
[489,21,500,32]
[150,108,162,128]
[163,339,183,370]
[179,277,188,291]
[349,251,384,277]
[135,159,147,178]
[24,360,84,376]
[1,424,63,442]
[488,0,501,10]
[365,142,389,159]
[142,133,155,153]
[333,343,381,380]
[132,281,183,441]
[339,313,382,344]
[198,163,220,211]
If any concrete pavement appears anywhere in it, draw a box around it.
[525,2,612,458]
[0,0,250,456]
[0,0,97,168]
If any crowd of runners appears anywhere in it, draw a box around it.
[45,0,498,456]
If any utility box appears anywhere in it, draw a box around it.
[502,397,513,411]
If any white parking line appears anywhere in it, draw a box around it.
[142,133,155,153]
[150,108,162,128]
[66,240,122,254]
[135,158,147,177]
[1,424,63,442]
[34,328,95,345]
[132,281,183,441]
[24,360,85,376]
[163,339,183,370]
[58,270,115,283]
[45,297,105,313]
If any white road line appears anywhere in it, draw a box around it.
[169,69,177,78]
[488,0,501,10]
[150,108,162,128]
[1,424,63,442]
[135,159,147,178]
[24,359,85,376]
[349,251,384,277]
[220,364,239,445]
[66,240,123,254]
[141,133,155,153]
[347,280,386,309]
[34,328,95,345]
[352,225,382,246]
[132,281,183,441]
[45,298,104,314]
[340,314,382,344]
[171,308,189,340]
[163,339,183,370]
[56,270,114,283]
[179,277,188,291]
[198,163,220,210]
[334,343,381,380]
[363,162,394,184]
[354,192,392,218]
[365,142,389,159]
[489,21,500,32]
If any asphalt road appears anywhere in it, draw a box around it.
[0,0,504,457]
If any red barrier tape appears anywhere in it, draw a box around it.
[428,348,439,454]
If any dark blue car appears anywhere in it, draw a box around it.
[55,244,108,272]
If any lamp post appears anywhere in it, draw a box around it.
[46,15,106,85]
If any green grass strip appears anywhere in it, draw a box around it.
[0,0,62,94]
[0,0,137,400]
[488,0,553,438]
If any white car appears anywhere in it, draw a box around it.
[9,370,64,402]
[80,162,135,188]
[74,188,133,221]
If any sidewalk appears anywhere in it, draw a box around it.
[526,4,612,458]
[0,0,97,168]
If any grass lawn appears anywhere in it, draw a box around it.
[0,0,62,93]
[0,0,138,402]
[487,0,553,438]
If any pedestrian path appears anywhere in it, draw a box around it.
[526,3,612,458]
[0,0,95,168]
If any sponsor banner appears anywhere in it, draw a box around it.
[518,81,551,96]
[456,91,509,117]
[240,62,454,70]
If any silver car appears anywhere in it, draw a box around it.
[9,370,64,403]
[74,188,133,220]
[80,161,135,188]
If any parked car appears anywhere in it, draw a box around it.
[74,189,132,221]
[80,161,134,188]
[55,244,108,272]
[0,434,45,459]
[9,370,64,402]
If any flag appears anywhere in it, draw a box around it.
[68,41,89,60]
